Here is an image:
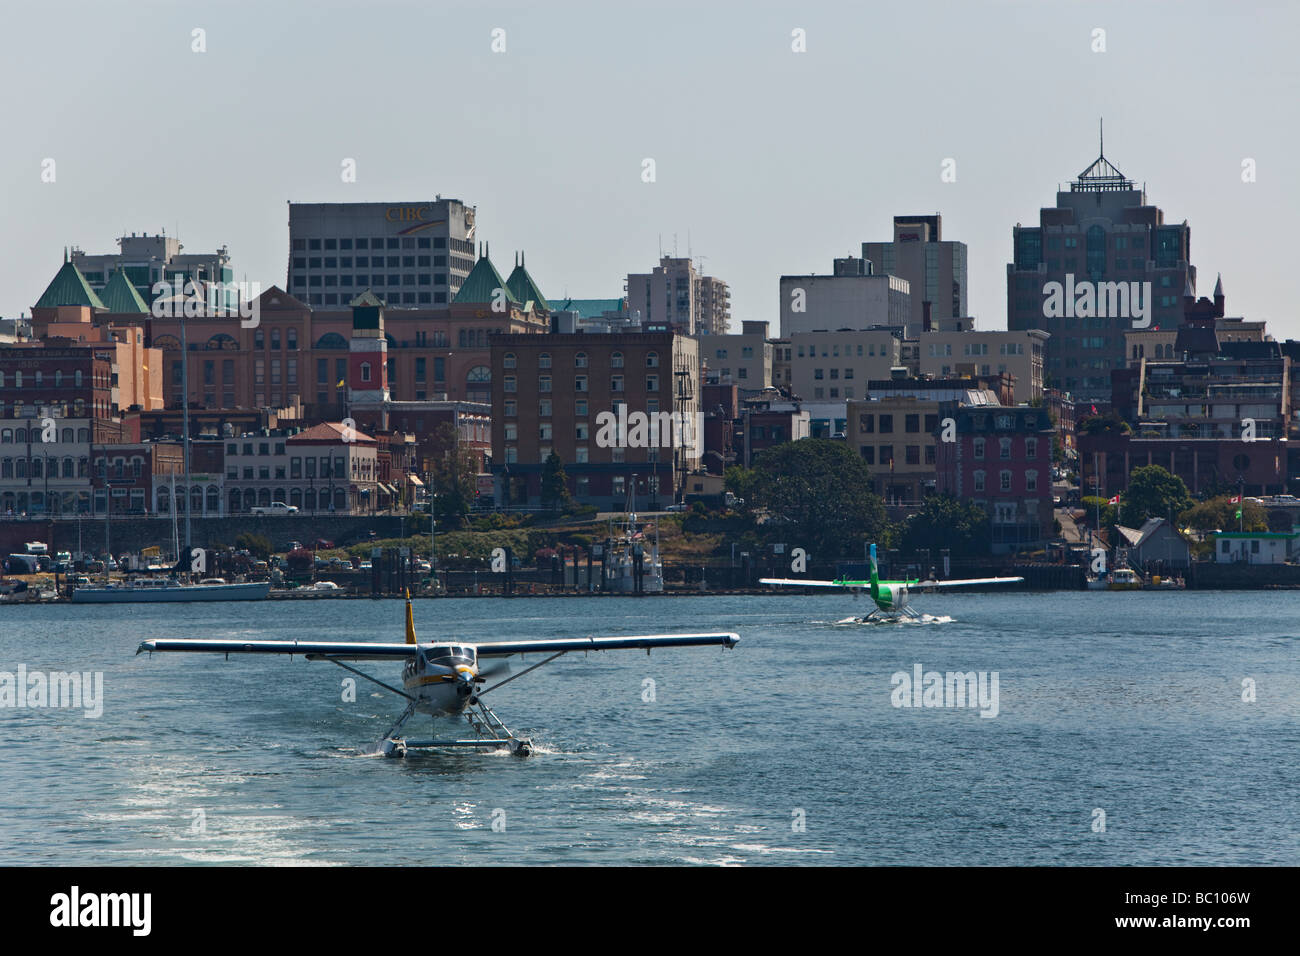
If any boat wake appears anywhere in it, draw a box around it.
[828,614,956,626]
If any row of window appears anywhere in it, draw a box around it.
[971,470,1041,493]
[294,273,446,288]
[0,428,92,444]
[293,236,442,251]
[502,351,659,369]
[0,370,86,388]
[502,375,660,394]
[293,255,447,270]
[0,457,88,478]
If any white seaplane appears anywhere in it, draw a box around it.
[136,593,739,757]
[761,544,1022,621]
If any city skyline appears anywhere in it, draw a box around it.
[3,1,1298,339]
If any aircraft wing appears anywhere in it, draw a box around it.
[136,639,417,661]
[912,577,1024,588]
[759,578,864,588]
[473,632,739,658]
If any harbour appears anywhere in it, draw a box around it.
[2,590,1296,866]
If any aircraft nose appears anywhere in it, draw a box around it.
[455,666,476,696]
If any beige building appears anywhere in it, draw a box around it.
[626,256,731,336]
[789,330,901,402]
[848,397,943,505]
[913,329,1048,403]
[702,320,773,390]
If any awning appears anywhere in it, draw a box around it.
[407,475,424,487]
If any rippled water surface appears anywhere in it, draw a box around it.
[1,591,1296,865]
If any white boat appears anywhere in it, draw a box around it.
[602,483,664,594]
[71,578,269,603]
[1086,567,1143,591]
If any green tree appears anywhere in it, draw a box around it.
[428,422,478,528]
[1081,496,1118,529]
[1121,465,1192,525]
[741,439,890,558]
[235,532,272,560]
[540,453,571,513]
[1180,496,1267,533]
[900,494,990,557]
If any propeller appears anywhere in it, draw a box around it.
[475,660,511,681]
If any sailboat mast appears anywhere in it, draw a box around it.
[180,314,192,551]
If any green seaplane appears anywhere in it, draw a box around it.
[761,544,1023,620]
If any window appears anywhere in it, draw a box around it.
[538,399,552,417]
[504,375,517,393]
[1026,470,1038,492]
[974,470,985,492]
[859,414,874,434]
[1000,471,1012,492]
[503,353,516,369]
[504,400,517,417]
[575,352,587,368]
[999,438,1012,459]
[539,353,551,369]
[974,438,985,460]
[575,375,587,392]
[646,374,659,392]
[646,351,659,368]
[611,352,624,368]
[879,414,893,434]
[360,363,371,382]
[611,375,624,392]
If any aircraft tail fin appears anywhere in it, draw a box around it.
[868,544,880,600]
[404,588,417,644]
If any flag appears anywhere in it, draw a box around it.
[1090,404,1098,415]
[337,379,346,388]
[1229,495,1242,504]
[1107,495,1120,505]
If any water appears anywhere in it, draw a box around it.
[1,591,1296,865]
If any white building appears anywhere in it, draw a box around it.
[779,256,911,337]
[1214,532,1300,565]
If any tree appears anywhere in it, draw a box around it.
[900,494,990,557]
[428,422,478,528]
[540,453,571,513]
[1120,465,1192,525]
[739,439,890,559]
[1081,496,1118,530]
[1180,496,1267,534]
[235,532,271,560]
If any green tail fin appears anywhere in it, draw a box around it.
[869,543,880,600]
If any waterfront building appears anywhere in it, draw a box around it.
[287,199,477,308]
[626,256,731,335]
[489,331,701,508]
[701,320,774,393]
[1007,132,1196,400]
[779,255,911,337]
[861,215,968,335]
[71,233,233,308]
[935,403,1056,553]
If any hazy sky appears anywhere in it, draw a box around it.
[4,0,1298,339]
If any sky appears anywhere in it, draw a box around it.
[3,0,1298,339]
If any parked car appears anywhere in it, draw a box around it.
[665,503,689,513]
[251,502,299,515]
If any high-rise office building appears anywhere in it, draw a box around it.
[71,233,232,305]
[287,199,477,308]
[1006,136,1195,400]
[626,256,731,335]
[861,215,967,333]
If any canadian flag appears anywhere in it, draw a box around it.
[1107,495,1120,505]
[1230,495,1242,504]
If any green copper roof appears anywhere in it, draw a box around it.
[349,290,385,308]
[506,253,548,311]
[452,250,518,306]
[34,258,106,310]
[99,268,149,313]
